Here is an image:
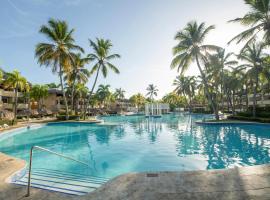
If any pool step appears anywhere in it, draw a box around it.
[11,168,109,195]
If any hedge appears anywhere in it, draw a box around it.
[228,115,270,123]
[56,115,80,121]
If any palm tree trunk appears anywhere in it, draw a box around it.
[252,68,259,117]
[70,75,77,114]
[83,65,101,120]
[221,68,225,112]
[245,85,249,111]
[227,96,230,111]
[188,97,192,113]
[38,99,41,111]
[253,85,257,117]
[59,66,69,120]
[13,87,18,124]
[27,94,31,121]
[232,90,236,115]
[195,55,219,120]
[71,84,75,114]
[75,98,79,115]
[227,91,233,113]
[252,69,259,117]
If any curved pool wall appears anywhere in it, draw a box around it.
[0,114,270,179]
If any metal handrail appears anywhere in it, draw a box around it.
[25,145,90,197]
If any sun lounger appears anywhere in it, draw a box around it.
[3,124,9,128]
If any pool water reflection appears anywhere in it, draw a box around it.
[0,114,269,178]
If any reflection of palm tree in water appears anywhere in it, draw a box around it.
[114,125,125,139]
[124,117,145,136]
[87,135,98,173]
[201,126,270,169]
[185,115,193,132]
[102,162,109,174]
[146,118,162,142]
[125,117,163,142]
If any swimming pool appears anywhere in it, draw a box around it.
[0,114,270,179]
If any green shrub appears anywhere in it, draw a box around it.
[56,115,80,121]
[192,109,212,114]
[236,111,270,118]
[237,112,253,117]
[228,115,270,123]
[257,112,270,118]
[0,120,14,126]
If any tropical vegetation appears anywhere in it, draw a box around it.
[2,0,270,123]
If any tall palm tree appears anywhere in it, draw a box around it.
[171,21,220,119]
[84,38,120,118]
[30,84,49,110]
[35,18,83,119]
[221,70,242,115]
[3,70,29,123]
[205,48,238,111]
[65,53,90,113]
[146,84,158,101]
[237,42,266,117]
[229,0,270,47]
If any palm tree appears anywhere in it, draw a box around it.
[74,84,89,115]
[237,42,266,117]
[65,53,90,113]
[0,70,3,82]
[173,75,196,112]
[146,84,158,101]
[129,93,146,111]
[205,48,238,112]
[3,70,29,123]
[162,92,186,111]
[84,38,120,118]
[171,21,220,120]
[229,0,270,47]
[114,88,125,112]
[221,70,242,115]
[46,82,60,88]
[30,84,49,110]
[96,84,111,107]
[35,18,83,119]
[114,88,125,100]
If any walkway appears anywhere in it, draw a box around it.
[0,153,270,200]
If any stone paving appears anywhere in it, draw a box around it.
[0,153,270,200]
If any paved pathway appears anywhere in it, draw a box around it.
[0,152,270,200]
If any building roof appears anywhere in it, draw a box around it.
[48,88,63,95]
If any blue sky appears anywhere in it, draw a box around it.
[0,0,248,98]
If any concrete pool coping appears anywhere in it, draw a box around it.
[0,119,103,135]
[0,152,270,200]
[196,120,270,126]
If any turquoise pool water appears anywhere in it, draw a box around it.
[0,114,270,178]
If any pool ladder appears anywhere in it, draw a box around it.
[26,146,90,197]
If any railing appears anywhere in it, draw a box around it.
[26,146,90,197]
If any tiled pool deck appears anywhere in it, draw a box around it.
[0,152,270,200]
